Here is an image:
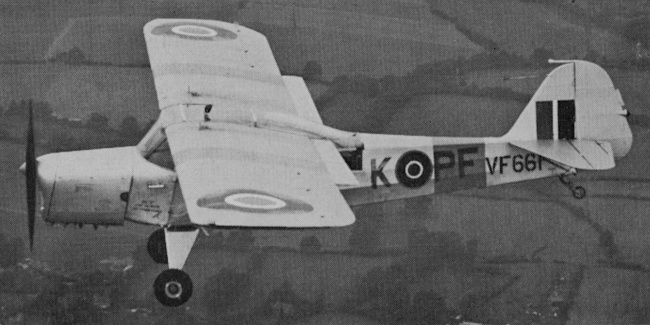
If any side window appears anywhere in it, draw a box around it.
[340,148,363,171]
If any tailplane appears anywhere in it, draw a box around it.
[501,60,632,161]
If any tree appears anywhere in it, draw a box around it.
[623,17,650,48]
[5,100,53,120]
[299,235,322,253]
[119,115,140,137]
[55,47,87,64]
[412,290,451,325]
[140,119,156,135]
[0,236,25,267]
[529,47,555,67]
[85,112,110,131]
[5,100,19,116]
[203,268,250,313]
[583,49,601,63]
[225,230,255,248]
[48,131,76,152]
[354,264,410,323]
[302,60,323,81]
[237,0,249,10]
[349,217,381,255]
[32,100,53,120]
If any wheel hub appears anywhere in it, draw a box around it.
[165,281,183,299]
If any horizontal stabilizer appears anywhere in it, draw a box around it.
[510,140,615,170]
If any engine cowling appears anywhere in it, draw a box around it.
[35,146,177,226]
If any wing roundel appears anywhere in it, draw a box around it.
[165,123,355,228]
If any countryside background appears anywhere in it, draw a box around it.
[0,0,649,324]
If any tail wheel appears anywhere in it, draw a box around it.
[572,186,586,199]
[154,269,193,307]
[147,228,168,264]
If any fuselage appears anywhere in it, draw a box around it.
[340,134,564,206]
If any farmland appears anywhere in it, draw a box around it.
[0,0,649,323]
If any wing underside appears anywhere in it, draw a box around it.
[144,19,356,227]
[165,122,355,227]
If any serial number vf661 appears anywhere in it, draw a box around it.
[485,153,543,175]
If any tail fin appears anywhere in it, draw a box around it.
[501,60,632,158]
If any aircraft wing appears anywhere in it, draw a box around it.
[165,122,355,227]
[143,18,296,114]
[510,140,615,170]
[144,19,355,227]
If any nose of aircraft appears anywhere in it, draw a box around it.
[19,153,59,197]
[35,154,59,194]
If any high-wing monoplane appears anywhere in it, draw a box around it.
[20,19,633,306]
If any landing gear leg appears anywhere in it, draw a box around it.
[147,228,167,264]
[559,171,586,199]
[153,226,199,307]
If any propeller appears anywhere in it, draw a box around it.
[24,100,36,251]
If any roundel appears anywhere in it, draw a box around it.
[197,190,313,214]
[395,151,433,188]
[172,25,219,38]
[151,22,238,41]
[224,193,287,210]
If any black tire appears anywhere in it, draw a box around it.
[572,186,586,199]
[147,228,168,264]
[153,269,193,307]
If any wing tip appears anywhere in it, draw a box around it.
[143,18,265,39]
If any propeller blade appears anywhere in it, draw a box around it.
[25,100,36,251]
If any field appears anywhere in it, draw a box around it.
[0,0,650,323]
[425,0,635,60]
[0,63,158,127]
[238,0,483,76]
[3,108,650,323]
[2,124,649,322]
[384,94,523,137]
[568,268,650,325]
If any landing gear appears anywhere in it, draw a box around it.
[147,228,167,264]
[151,226,200,307]
[153,269,193,307]
[559,173,586,199]
[571,186,586,200]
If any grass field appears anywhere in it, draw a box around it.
[237,0,482,76]
[568,267,650,325]
[0,0,649,322]
[426,0,634,60]
[37,0,483,77]
[0,63,159,127]
[1,122,649,322]
[384,93,523,137]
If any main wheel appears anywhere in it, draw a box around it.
[153,269,193,307]
[147,228,168,264]
[572,186,586,199]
